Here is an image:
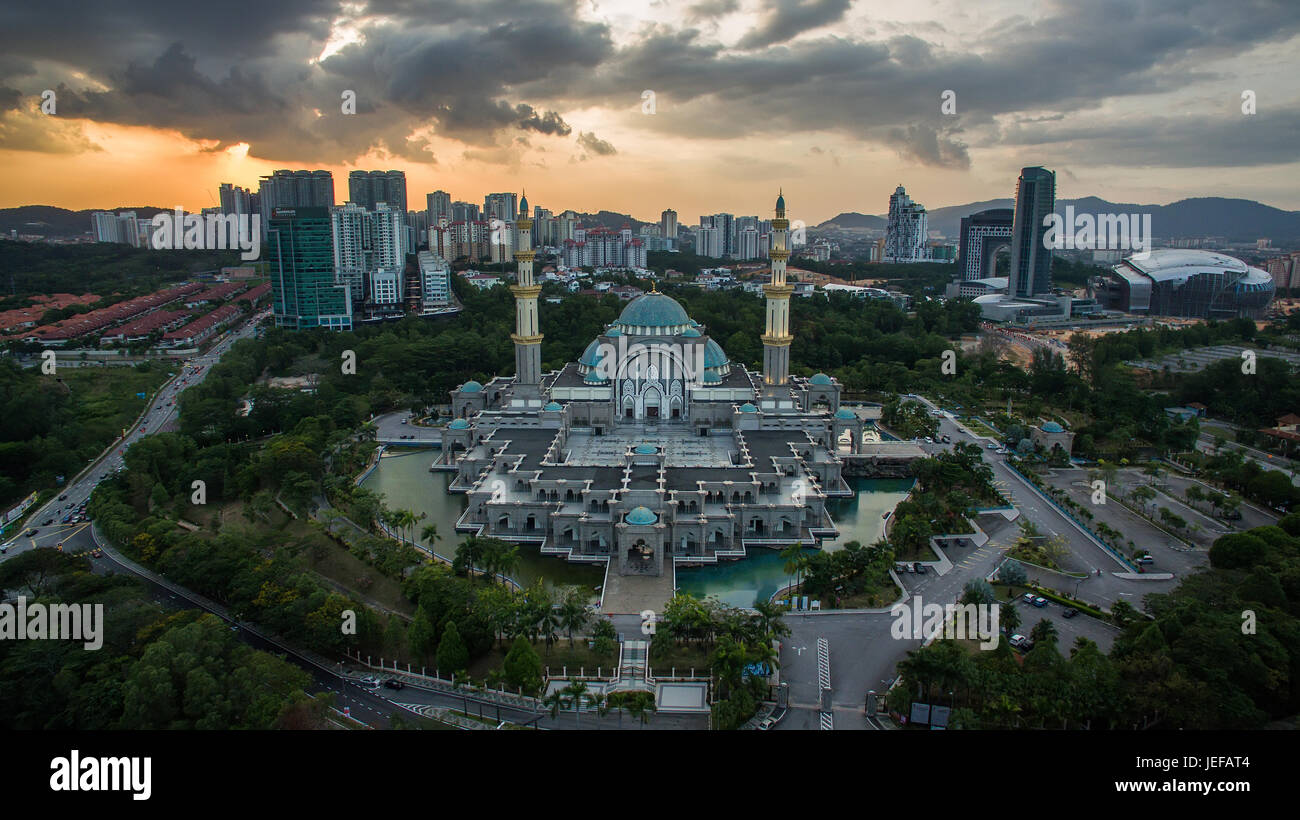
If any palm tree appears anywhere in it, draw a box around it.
[420,522,440,551]
[779,542,807,599]
[543,689,564,720]
[590,692,610,730]
[562,679,590,727]
[558,589,590,647]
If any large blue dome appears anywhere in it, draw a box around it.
[809,373,833,386]
[616,293,690,329]
[459,380,483,393]
[1041,421,1065,433]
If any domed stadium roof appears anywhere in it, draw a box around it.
[459,380,483,393]
[616,293,691,329]
[633,444,657,455]
[1041,421,1065,433]
[834,408,857,420]
[448,418,470,429]
[809,373,833,385]
[703,338,729,368]
[626,506,657,525]
[543,401,562,411]
[739,402,758,413]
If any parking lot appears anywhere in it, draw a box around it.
[1040,467,1209,578]
[1006,593,1120,654]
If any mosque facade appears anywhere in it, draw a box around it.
[439,194,877,577]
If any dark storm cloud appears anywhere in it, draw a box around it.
[686,0,740,22]
[516,105,573,136]
[576,131,617,157]
[0,0,1295,171]
[737,0,853,49]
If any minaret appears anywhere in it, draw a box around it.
[510,191,543,398]
[761,190,793,397]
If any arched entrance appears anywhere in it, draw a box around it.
[643,386,661,419]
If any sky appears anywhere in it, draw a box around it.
[0,0,1297,225]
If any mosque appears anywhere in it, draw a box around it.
[439,193,880,577]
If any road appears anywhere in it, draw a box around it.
[2,310,269,560]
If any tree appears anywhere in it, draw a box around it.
[436,621,469,677]
[1000,559,1027,587]
[1030,618,1059,647]
[558,587,590,647]
[502,636,543,695]
[419,523,440,551]
[562,678,590,726]
[780,542,807,594]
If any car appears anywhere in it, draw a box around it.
[1009,634,1034,650]
[1062,608,1078,618]
[358,676,382,689]
[986,442,998,449]
[913,562,927,574]
[1032,596,1047,607]
[58,494,68,501]
[42,518,53,526]
[383,678,405,690]
[756,716,778,730]
[90,548,103,558]
[61,514,72,523]
[1137,555,1155,565]
[26,528,37,537]
[1021,593,1035,605]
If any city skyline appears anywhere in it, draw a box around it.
[0,0,1297,223]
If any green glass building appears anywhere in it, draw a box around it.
[269,206,353,330]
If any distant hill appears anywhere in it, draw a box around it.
[576,210,650,231]
[817,197,1300,241]
[0,205,169,237]
[819,212,888,230]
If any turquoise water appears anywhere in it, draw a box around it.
[676,477,914,607]
[363,453,912,607]
[360,449,603,591]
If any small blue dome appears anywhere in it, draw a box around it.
[809,373,833,386]
[616,293,690,329]
[739,402,758,413]
[681,327,702,338]
[459,380,483,393]
[1042,421,1065,433]
[703,338,729,368]
[701,371,722,384]
[626,506,657,525]
[448,418,470,429]
[633,444,657,455]
[834,408,856,420]
[543,401,562,411]
[584,370,608,384]
[607,327,622,337]
[579,339,606,367]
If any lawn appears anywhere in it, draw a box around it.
[466,639,619,681]
[647,642,712,674]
